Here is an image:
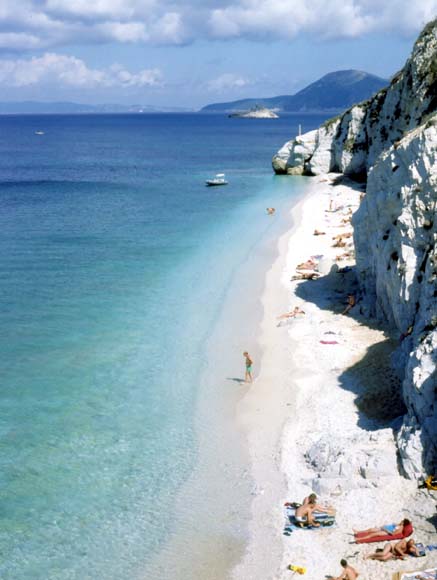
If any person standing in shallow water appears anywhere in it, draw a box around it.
[243,351,253,383]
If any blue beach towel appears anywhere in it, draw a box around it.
[284,505,335,534]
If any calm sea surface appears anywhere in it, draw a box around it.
[0,112,329,579]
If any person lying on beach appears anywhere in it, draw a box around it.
[353,519,412,541]
[365,538,419,561]
[313,229,326,235]
[296,259,318,270]
[333,238,347,248]
[290,272,321,281]
[328,559,359,580]
[341,294,356,315]
[277,306,305,320]
[333,232,352,240]
[341,217,352,224]
[336,252,353,261]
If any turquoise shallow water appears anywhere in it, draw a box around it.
[0,113,328,579]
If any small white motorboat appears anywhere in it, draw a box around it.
[205,173,228,186]
[34,131,45,135]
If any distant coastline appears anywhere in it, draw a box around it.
[0,101,194,115]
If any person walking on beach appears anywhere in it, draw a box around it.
[332,559,359,580]
[243,351,253,383]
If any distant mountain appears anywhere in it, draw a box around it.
[0,101,193,114]
[201,70,388,113]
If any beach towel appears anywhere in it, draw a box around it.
[284,505,335,533]
[392,568,437,580]
[320,340,339,345]
[355,522,413,544]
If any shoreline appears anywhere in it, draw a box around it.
[233,175,437,580]
[144,181,306,580]
[232,185,312,580]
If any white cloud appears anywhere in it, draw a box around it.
[0,32,43,50]
[206,73,251,92]
[207,0,430,40]
[44,0,156,22]
[0,53,163,88]
[96,21,148,43]
[0,0,435,50]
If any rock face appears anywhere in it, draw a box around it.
[273,19,437,479]
[305,431,400,495]
[354,118,437,479]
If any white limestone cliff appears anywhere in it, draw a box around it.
[273,20,436,179]
[273,19,437,478]
[354,117,437,479]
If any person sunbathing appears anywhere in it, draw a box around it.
[353,519,412,541]
[291,271,320,281]
[365,538,419,561]
[336,252,353,261]
[277,306,305,320]
[333,238,347,248]
[313,229,326,235]
[341,294,356,315]
[296,259,318,270]
[333,232,352,240]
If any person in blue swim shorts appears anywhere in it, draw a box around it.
[243,351,253,383]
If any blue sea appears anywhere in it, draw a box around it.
[0,112,328,579]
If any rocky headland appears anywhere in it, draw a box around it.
[271,19,437,481]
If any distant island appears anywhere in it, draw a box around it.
[229,106,279,119]
[0,101,193,115]
[201,70,388,113]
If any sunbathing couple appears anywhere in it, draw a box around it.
[296,258,318,271]
[365,538,419,560]
[294,493,335,527]
[291,271,321,281]
[291,258,320,281]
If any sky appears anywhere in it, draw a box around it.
[0,0,435,109]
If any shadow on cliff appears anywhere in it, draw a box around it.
[330,174,367,192]
[294,266,407,432]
